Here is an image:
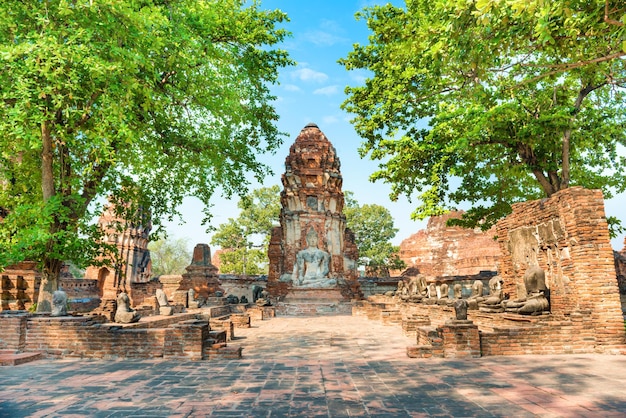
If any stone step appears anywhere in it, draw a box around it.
[204,344,243,360]
[0,351,43,366]
[208,330,227,344]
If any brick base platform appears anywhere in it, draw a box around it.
[274,301,355,316]
[356,297,626,357]
[0,309,246,361]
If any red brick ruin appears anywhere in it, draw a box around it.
[359,187,626,357]
[397,210,501,277]
[2,124,625,360]
[267,123,360,314]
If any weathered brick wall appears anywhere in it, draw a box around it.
[495,187,624,346]
[397,211,501,277]
[0,262,40,311]
[358,296,625,355]
[3,314,207,360]
[129,279,161,307]
[0,313,28,351]
[438,322,481,358]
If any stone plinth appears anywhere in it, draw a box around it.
[282,287,346,303]
[439,320,481,358]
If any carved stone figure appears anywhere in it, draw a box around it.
[467,280,484,310]
[252,285,263,303]
[454,298,469,320]
[51,290,68,317]
[256,289,271,306]
[423,283,438,305]
[479,276,505,313]
[156,289,173,316]
[437,283,450,305]
[188,288,200,309]
[156,289,168,306]
[407,275,428,302]
[226,294,239,304]
[292,228,334,287]
[396,279,410,301]
[396,279,406,298]
[453,283,462,299]
[115,292,141,323]
[504,265,549,315]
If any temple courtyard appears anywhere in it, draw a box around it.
[2,314,626,417]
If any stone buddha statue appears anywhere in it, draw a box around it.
[478,276,505,313]
[503,265,550,315]
[115,292,141,324]
[293,227,335,287]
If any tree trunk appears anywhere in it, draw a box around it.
[561,128,571,189]
[37,120,59,313]
[36,255,63,313]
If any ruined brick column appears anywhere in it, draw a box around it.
[85,200,152,303]
[267,123,360,303]
[179,244,222,300]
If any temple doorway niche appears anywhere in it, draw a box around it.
[97,267,111,298]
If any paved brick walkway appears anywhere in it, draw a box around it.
[2,315,626,417]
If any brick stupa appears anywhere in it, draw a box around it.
[267,124,360,312]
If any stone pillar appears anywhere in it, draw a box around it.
[438,320,481,358]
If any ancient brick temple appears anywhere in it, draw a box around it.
[84,200,152,301]
[169,243,222,304]
[494,187,624,346]
[267,124,360,310]
[397,211,501,277]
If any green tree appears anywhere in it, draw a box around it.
[340,0,626,231]
[0,0,293,311]
[474,0,626,79]
[211,185,280,274]
[344,192,405,277]
[148,237,191,276]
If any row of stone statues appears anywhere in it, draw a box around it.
[49,284,270,324]
[395,266,550,316]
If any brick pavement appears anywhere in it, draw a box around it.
[1,314,626,417]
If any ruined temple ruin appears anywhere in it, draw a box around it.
[84,200,152,301]
[267,123,360,313]
[398,211,501,277]
[358,187,626,358]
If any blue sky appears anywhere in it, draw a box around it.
[165,0,626,251]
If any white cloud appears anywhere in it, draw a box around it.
[322,115,339,125]
[283,84,301,92]
[313,85,340,96]
[303,31,346,47]
[292,67,329,83]
[302,19,348,47]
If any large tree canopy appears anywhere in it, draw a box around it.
[340,0,626,230]
[0,0,292,310]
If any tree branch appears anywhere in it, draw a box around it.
[605,0,624,27]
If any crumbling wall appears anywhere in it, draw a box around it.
[398,211,501,277]
[495,187,624,346]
